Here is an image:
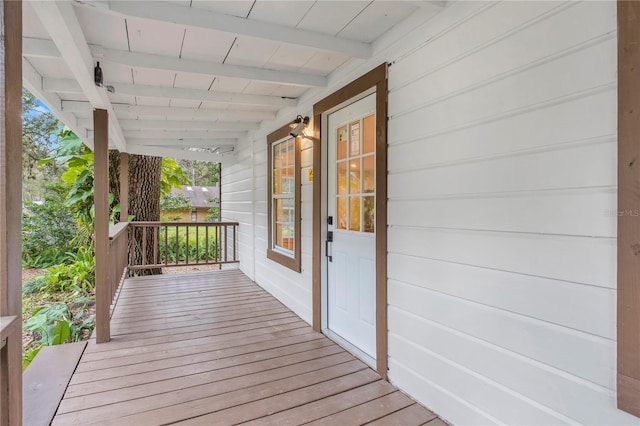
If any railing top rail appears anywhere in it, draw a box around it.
[130,221,239,227]
[109,222,129,240]
[0,315,19,349]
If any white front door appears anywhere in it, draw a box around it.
[326,93,377,361]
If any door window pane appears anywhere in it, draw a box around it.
[337,197,347,230]
[363,155,374,193]
[337,161,347,195]
[337,126,348,160]
[349,159,360,194]
[363,196,375,233]
[350,121,360,156]
[349,196,361,231]
[363,114,375,154]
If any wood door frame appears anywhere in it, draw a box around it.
[618,1,640,417]
[312,63,388,378]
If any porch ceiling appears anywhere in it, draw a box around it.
[22,0,444,162]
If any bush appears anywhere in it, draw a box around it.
[42,247,95,293]
[22,275,49,295]
[159,230,219,263]
[22,183,78,268]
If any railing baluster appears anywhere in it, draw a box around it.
[175,225,179,266]
[142,227,147,266]
[153,225,158,265]
[195,225,199,264]
[205,225,210,263]
[224,225,228,262]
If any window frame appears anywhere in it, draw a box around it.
[267,124,301,272]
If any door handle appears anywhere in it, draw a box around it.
[326,231,333,262]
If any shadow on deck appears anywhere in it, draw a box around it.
[52,269,443,425]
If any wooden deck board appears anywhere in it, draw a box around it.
[53,269,441,425]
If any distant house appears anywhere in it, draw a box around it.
[161,185,219,222]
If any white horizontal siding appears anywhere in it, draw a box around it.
[384,1,635,424]
[220,1,637,424]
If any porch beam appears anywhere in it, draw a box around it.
[99,1,372,59]
[62,101,276,122]
[121,130,247,140]
[23,37,326,87]
[94,109,110,343]
[0,1,22,424]
[119,153,129,223]
[29,2,127,152]
[127,138,237,148]
[43,78,296,108]
[126,145,226,163]
[78,118,259,132]
[96,47,326,88]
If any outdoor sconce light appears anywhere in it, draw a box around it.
[289,115,309,137]
[94,61,103,87]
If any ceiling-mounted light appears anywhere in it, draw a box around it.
[289,115,309,137]
[94,61,103,87]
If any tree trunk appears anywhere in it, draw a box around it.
[109,152,162,275]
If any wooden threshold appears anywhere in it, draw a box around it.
[52,269,442,425]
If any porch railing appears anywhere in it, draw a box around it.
[127,222,239,273]
[107,222,129,316]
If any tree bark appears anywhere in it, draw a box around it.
[109,152,162,275]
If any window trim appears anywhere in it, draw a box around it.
[267,124,301,272]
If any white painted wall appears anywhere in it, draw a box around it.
[223,1,638,424]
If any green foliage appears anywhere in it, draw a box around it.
[159,227,219,263]
[22,301,95,369]
[22,182,78,268]
[206,197,220,222]
[22,275,49,295]
[176,159,220,187]
[160,193,191,211]
[42,247,96,293]
[22,88,63,201]
[161,157,191,196]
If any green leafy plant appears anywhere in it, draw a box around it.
[42,247,95,293]
[22,301,95,369]
[160,193,191,211]
[22,182,78,268]
[206,197,220,222]
[22,275,49,295]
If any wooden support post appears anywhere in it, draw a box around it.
[0,1,22,424]
[119,152,129,222]
[618,1,640,417]
[94,109,110,343]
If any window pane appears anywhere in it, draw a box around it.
[363,155,375,193]
[337,161,347,195]
[274,143,282,169]
[337,197,347,230]
[363,114,375,154]
[350,121,360,156]
[273,169,281,194]
[285,141,294,166]
[349,159,360,194]
[337,126,348,160]
[349,196,360,231]
[363,196,375,233]
[275,223,283,248]
[282,166,294,194]
[275,199,283,221]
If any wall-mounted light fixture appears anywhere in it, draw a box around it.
[289,115,309,137]
[94,61,103,87]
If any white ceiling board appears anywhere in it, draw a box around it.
[99,62,134,84]
[58,93,90,103]
[22,2,50,39]
[338,1,417,42]
[73,4,129,51]
[224,36,281,68]
[133,96,171,107]
[174,72,214,90]
[108,92,138,105]
[215,103,278,112]
[243,81,309,99]
[210,76,251,94]
[189,1,255,18]
[297,1,371,36]
[180,27,235,62]
[124,130,247,139]
[126,16,185,57]
[132,68,176,87]
[26,57,75,80]
[265,45,317,72]
[248,1,313,27]
[301,51,350,75]
[168,99,202,109]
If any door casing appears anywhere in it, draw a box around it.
[312,63,388,378]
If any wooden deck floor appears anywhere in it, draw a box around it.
[52,269,442,425]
